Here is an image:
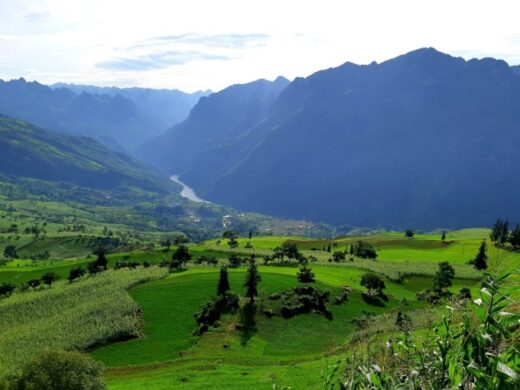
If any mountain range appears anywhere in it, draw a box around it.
[138,48,520,229]
[0,79,205,152]
[51,83,209,131]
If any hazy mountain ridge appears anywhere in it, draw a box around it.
[138,48,520,229]
[52,83,210,130]
[0,78,204,152]
[136,76,289,174]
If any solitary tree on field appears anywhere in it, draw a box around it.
[441,230,446,243]
[171,244,192,269]
[217,266,230,296]
[248,229,253,240]
[360,273,386,297]
[297,265,315,283]
[405,229,415,238]
[472,240,488,270]
[243,260,261,303]
[432,262,455,291]
[94,248,108,270]
[3,245,18,260]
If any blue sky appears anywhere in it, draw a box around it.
[1,0,519,92]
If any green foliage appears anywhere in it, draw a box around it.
[490,218,509,244]
[0,283,15,298]
[331,250,346,263]
[6,350,106,390]
[405,229,415,238]
[3,245,17,260]
[360,273,385,297]
[353,241,377,259]
[297,266,315,284]
[432,261,455,291]
[510,224,520,249]
[243,260,261,302]
[331,271,520,389]
[170,244,191,269]
[68,266,86,282]
[472,239,488,270]
[217,266,230,296]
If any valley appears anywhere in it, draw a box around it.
[0,9,519,386]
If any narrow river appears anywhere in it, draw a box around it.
[170,175,208,203]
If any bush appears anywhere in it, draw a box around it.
[331,271,520,389]
[228,254,242,268]
[11,350,106,390]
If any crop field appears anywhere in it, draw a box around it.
[0,267,168,376]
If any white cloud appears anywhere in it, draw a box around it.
[0,0,519,91]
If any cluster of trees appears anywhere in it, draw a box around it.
[0,270,59,298]
[350,241,377,259]
[490,218,520,248]
[194,260,260,335]
[272,242,305,263]
[169,244,191,270]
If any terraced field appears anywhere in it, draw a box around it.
[0,230,518,389]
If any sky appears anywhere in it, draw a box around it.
[1,0,520,92]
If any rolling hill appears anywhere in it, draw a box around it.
[137,48,520,229]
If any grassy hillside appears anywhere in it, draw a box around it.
[1,228,517,388]
[0,115,175,193]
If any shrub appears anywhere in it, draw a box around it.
[331,271,520,389]
[10,350,106,390]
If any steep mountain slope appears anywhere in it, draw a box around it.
[136,76,289,173]
[0,79,166,151]
[145,48,520,229]
[52,83,209,130]
[0,115,174,193]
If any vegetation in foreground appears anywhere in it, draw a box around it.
[0,225,518,389]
